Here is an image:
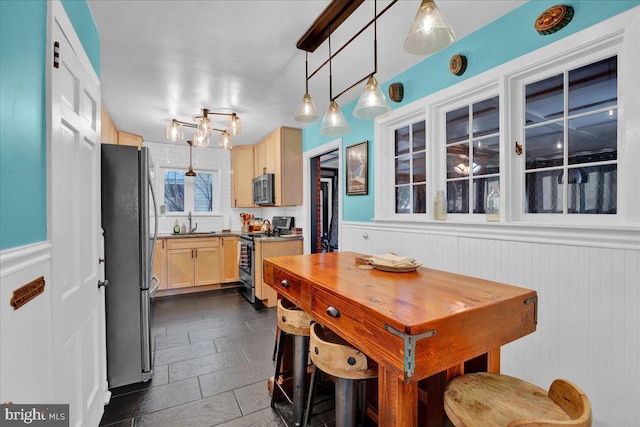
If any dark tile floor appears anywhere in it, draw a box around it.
[99,289,287,427]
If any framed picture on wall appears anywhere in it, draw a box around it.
[346,141,368,195]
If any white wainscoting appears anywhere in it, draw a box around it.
[342,222,639,427]
[0,242,54,404]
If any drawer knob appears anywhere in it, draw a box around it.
[280,279,289,288]
[326,306,340,318]
[347,357,356,366]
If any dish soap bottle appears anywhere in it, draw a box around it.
[486,187,500,222]
[173,220,180,234]
[433,190,447,220]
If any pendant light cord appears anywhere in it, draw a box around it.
[328,25,333,102]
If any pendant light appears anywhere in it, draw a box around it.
[165,119,183,142]
[165,108,240,150]
[353,1,391,119]
[185,141,197,177]
[219,131,232,150]
[192,128,209,148]
[404,0,455,55]
[294,52,320,123]
[319,31,350,136]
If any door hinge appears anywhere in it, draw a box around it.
[53,41,60,68]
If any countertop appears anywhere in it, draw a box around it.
[157,232,241,239]
[157,232,303,242]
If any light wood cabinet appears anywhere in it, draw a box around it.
[101,104,144,148]
[253,126,302,207]
[221,236,239,283]
[117,130,143,149]
[166,237,221,288]
[254,238,303,307]
[153,239,168,290]
[101,104,118,144]
[230,146,255,208]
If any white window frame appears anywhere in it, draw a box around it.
[157,165,223,217]
[507,38,627,226]
[374,9,639,246]
[433,82,501,222]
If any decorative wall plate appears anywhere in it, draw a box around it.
[449,54,467,76]
[388,82,404,103]
[535,4,574,35]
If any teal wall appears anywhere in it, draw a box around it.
[0,0,99,250]
[302,0,640,222]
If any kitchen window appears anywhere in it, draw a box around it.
[523,56,617,215]
[445,96,500,214]
[394,120,427,214]
[161,168,221,215]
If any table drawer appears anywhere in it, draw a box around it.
[273,267,301,304]
[311,286,363,342]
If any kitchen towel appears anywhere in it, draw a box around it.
[369,253,420,268]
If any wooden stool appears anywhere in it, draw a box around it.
[271,299,313,427]
[444,372,592,427]
[304,322,377,427]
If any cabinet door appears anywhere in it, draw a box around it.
[221,237,238,283]
[231,146,254,207]
[254,137,267,177]
[167,248,194,288]
[118,130,143,148]
[194,246,220,286]
[153,239,167,290]
[100,104,118,144]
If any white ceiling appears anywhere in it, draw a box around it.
[88,0,526,147]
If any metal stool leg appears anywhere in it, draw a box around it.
[303,365,318,427]
[335,377,358,427]
[270,330,287,409]
[293,334,310,426]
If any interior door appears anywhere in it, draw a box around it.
[49,2,106,425]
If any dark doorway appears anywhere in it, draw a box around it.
[310,150,339,253]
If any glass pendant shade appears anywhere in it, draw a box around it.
[194,115,212,137]
[404,0,455,55]
[319,101,351,136]
[192,129,209,148]
[227,114,242,135]
[165,120,183,142]
[219,132,232,150]
[294,93,320,123]
[353,76,391,119]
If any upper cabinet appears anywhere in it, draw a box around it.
[231,145,255,208]
[232,126,302,207]
[101,104,118,144]
[101,105,144,149]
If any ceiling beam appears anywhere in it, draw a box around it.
[296,0,365,53]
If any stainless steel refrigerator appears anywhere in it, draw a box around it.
[101,144,159,389]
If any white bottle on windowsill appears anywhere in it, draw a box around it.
[433,190,447,220]
[486,187,500,222]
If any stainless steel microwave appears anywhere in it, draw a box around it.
[253,173,275,205]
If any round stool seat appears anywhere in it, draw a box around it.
[309,323,377,380]
[444,372,592,427]
[277,299,313,336]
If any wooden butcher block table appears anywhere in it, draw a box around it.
[263,251,538,427]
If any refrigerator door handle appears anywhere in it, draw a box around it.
[151,275,160,293]
[149,173,159,264]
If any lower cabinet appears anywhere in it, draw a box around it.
[155,236,238,293]
[153,239,168,290]
[166,238,221,288]
[221,236,239,283]
[254,238,303,307]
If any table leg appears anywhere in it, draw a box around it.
[378,366,418,427]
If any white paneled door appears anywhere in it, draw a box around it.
[49,1,107,426]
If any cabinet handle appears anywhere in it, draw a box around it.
[195,249,198,258]
[162,240,165,249]
[326,306,340,318]
[280,279,289,288]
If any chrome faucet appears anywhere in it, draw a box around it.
[188,211,198,233]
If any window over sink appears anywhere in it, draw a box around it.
[160,168,222,215]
